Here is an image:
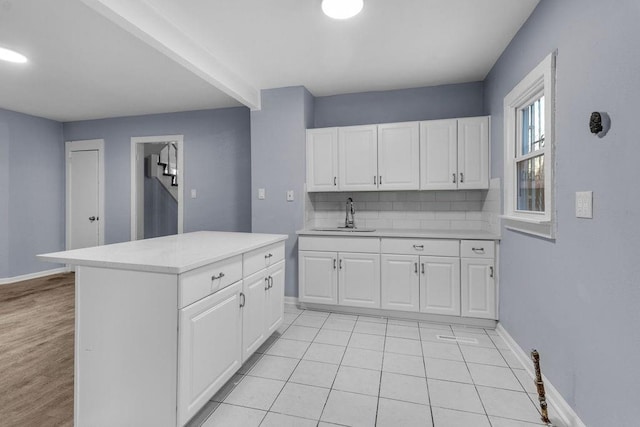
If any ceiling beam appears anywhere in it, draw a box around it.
[81,0,261,110]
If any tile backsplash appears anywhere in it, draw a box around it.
[305,178,501,234]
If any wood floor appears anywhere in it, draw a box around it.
[0,273,75,427]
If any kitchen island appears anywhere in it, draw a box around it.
[39,231,287,427]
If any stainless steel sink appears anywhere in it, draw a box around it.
[312,227,376,233]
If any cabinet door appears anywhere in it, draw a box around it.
[377,122,420,190]
[461,258,496,319]
[457,116,489,189]
[266,261,285,335]
[178,282,242,426]
[419,256,460,316]
[338,252,381,308]
[338,125,378,191]
[299,251,338,304]
[306,128,339,192]
[381,254,419,312]
[242,270,267,361]
[420,119,458,190]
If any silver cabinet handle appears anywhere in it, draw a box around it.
[421,263,425,274]
[413,244,424,250]
[452,173,457,183]
[334,177,337,186]
[239,292,245,308]
[264,277,269,290]
[211,272,225,281]
[374,176,377,185]
[489,266,494,278]
[339,259,343,269]
[333,258,337,269]
[460,172,464,183]
[269,276,274,289]
[89,216,96,222]
[414,262,418,274]
[264,253,273,259]
[379,176,382,185]
[472,247,485,254]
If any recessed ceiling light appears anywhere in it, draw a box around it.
[322,0,363,20]
[0,46,28,63]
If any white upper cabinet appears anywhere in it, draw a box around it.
[420,116,489,190]
[377,122,420,190]
[420,119,458,190]
[338,125,378,191]
[457,116,489,189]
[306,128,339,191]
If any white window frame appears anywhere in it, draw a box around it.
[502,52,556,239]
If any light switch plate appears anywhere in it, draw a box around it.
[575,191,593,219]
[190,189,197,199]
[286,190,294,202]
[258,188,265,200]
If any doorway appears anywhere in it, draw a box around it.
[65,139,105,250]
[130,135,184,240]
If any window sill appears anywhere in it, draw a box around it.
[500,215,556,240]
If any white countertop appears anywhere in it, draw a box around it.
[297,228,500,240]
[38,231,288,274]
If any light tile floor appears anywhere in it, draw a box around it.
[187,307,566,427]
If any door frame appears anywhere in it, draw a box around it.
[130,135,184,240]
[65,139,105,250]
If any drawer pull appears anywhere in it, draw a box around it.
[211,272,225,281]
[264,253,273,259]
[239,292,245,308]
[472,247,485,254]
[413,244,424,250]
[489,266,494,278]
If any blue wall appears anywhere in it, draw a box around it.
[483,1,640,425]
[144,176,178,239]
[0,108,65,278]
[314,82,484,128]
[251,87,314,297]
[63,107,252,244]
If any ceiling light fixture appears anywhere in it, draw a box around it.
[322,0,363,20]
[0,46,27,63]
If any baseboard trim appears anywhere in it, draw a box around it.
[284,296,299,306]
[496,323,586,427]
[0,267,71,286]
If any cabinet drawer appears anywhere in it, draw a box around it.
[461,240,495,258]
[299,236,380,253]
[243,242,285,277]
[381,238,459,256]
[179,255,243,308]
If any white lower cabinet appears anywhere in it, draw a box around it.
[461,258,496,319]
[266,261,286,335]
[419,256,461,316]
[381,254,420,312]
[242,270,267,361]
[299,251,338,304]
[338,252,380,308]
[178,282,243,426]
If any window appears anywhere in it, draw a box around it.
[503,53,556,238]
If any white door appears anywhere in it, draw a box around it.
[381,254,419,312]
[177,282,242,426]
[377,122,420,190]
[67,141,103,250]
[420,119,458,190]
[306,128,339,191]
[266,261,285,335]
[458,116,489,189]
[242,270,267,361]
[419,256,460,316]
[338,252,380,308]
[299,251,338,304]
[338,125,378,191]
[461,258,496,319]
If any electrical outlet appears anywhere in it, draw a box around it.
[286,190,294,202]
[575,191,593,219]
[190,189,197,199]
[258,188,265,200]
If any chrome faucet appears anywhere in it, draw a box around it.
[345,197,355,228]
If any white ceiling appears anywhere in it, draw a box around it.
[0,0,540,122]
